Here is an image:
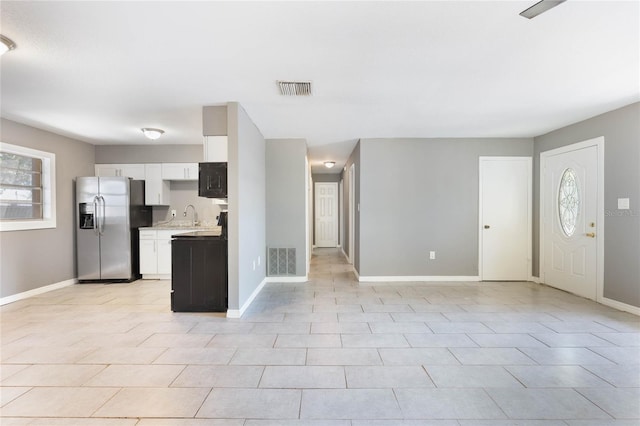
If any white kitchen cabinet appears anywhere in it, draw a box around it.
[139,229,191,278]
[161,163,198,181]
[203,136,228,162]
[139,238,158,275]
[157,238,172,275]
[144,164,170,206]
[95,164,145,179]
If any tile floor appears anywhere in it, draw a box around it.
[1,248,639,425]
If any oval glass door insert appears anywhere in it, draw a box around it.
[558,168,580,237]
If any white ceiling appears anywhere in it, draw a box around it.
[1,1,638,173]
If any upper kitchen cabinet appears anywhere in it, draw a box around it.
[199,162,227,198]
[144,164,170,205]
[204,136,228,162]
[95,163,145,180]
[202,105,227,136]
[161,163,198,181]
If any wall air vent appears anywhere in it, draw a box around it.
[268,247,296,276]
[277,81,312,96]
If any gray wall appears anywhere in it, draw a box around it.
[227,102,266,310]
[313,174,341,183]
[358,138,533,277]
[1,118,95,298]
[533,102,640,308]
[266,139,308,276]
[95,144,203,164]
[95,144,219,225]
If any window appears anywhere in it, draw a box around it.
[0,142,56,231]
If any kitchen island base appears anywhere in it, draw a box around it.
[171,233,227,312]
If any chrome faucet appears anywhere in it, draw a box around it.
[183,204,198,226]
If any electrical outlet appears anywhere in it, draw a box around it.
[171,210,176,218]
[429,251,436,260]
[257,256,261,266]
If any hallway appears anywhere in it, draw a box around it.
[1,248,639,424]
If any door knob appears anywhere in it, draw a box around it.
[484,225,490,229]
[586,232,596,238]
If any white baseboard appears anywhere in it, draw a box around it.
[226,277,267,319]
[265,276,308,283]
[600,296,640,316]
[529,276,541,284]
[341,248,349,261]
[358,275,480,283]
[0,278,77,306]
[353,268,360,280]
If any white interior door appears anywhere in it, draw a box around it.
[541,139,602,300]
[315,182,338,247]
[479,157,531,281]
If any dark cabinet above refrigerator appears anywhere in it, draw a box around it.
[199,162,227,198]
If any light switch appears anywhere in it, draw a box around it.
[618,198,630,210]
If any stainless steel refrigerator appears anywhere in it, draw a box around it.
[76,176,151,282]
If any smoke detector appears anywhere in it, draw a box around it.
[277,81,312,96]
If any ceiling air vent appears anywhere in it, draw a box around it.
[277,81,312,96]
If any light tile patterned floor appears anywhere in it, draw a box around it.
[1,248,639,425]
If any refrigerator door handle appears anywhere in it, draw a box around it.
[93,196,100,236]
[98,195,106,235]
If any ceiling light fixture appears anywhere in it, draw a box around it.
[0,35,16,55]
[141,128,164,140]
[519,0,566,19]
[324,161,336,169]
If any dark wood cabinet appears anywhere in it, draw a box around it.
[171,235,227,312]
[198,162,227,198]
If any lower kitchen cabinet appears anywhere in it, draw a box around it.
[171,235,227,312]
[140,229,190,279]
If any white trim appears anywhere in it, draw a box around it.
[265,276,308,283]
[358,275,480,283]
[0,278,76,305]
[339,178,344,248]
[478,156,532,281]
[353,267,360,281]
[529,275,541,284]
[341,247,349,261]
[348,163,355,265]
[226,277,267,318]
[539,136,605,303]
[600,297,640,316]
[305,156,311,276]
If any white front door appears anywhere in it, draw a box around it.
[315,182,338,247]
[541,138,602,300]
[479,157,532,281]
